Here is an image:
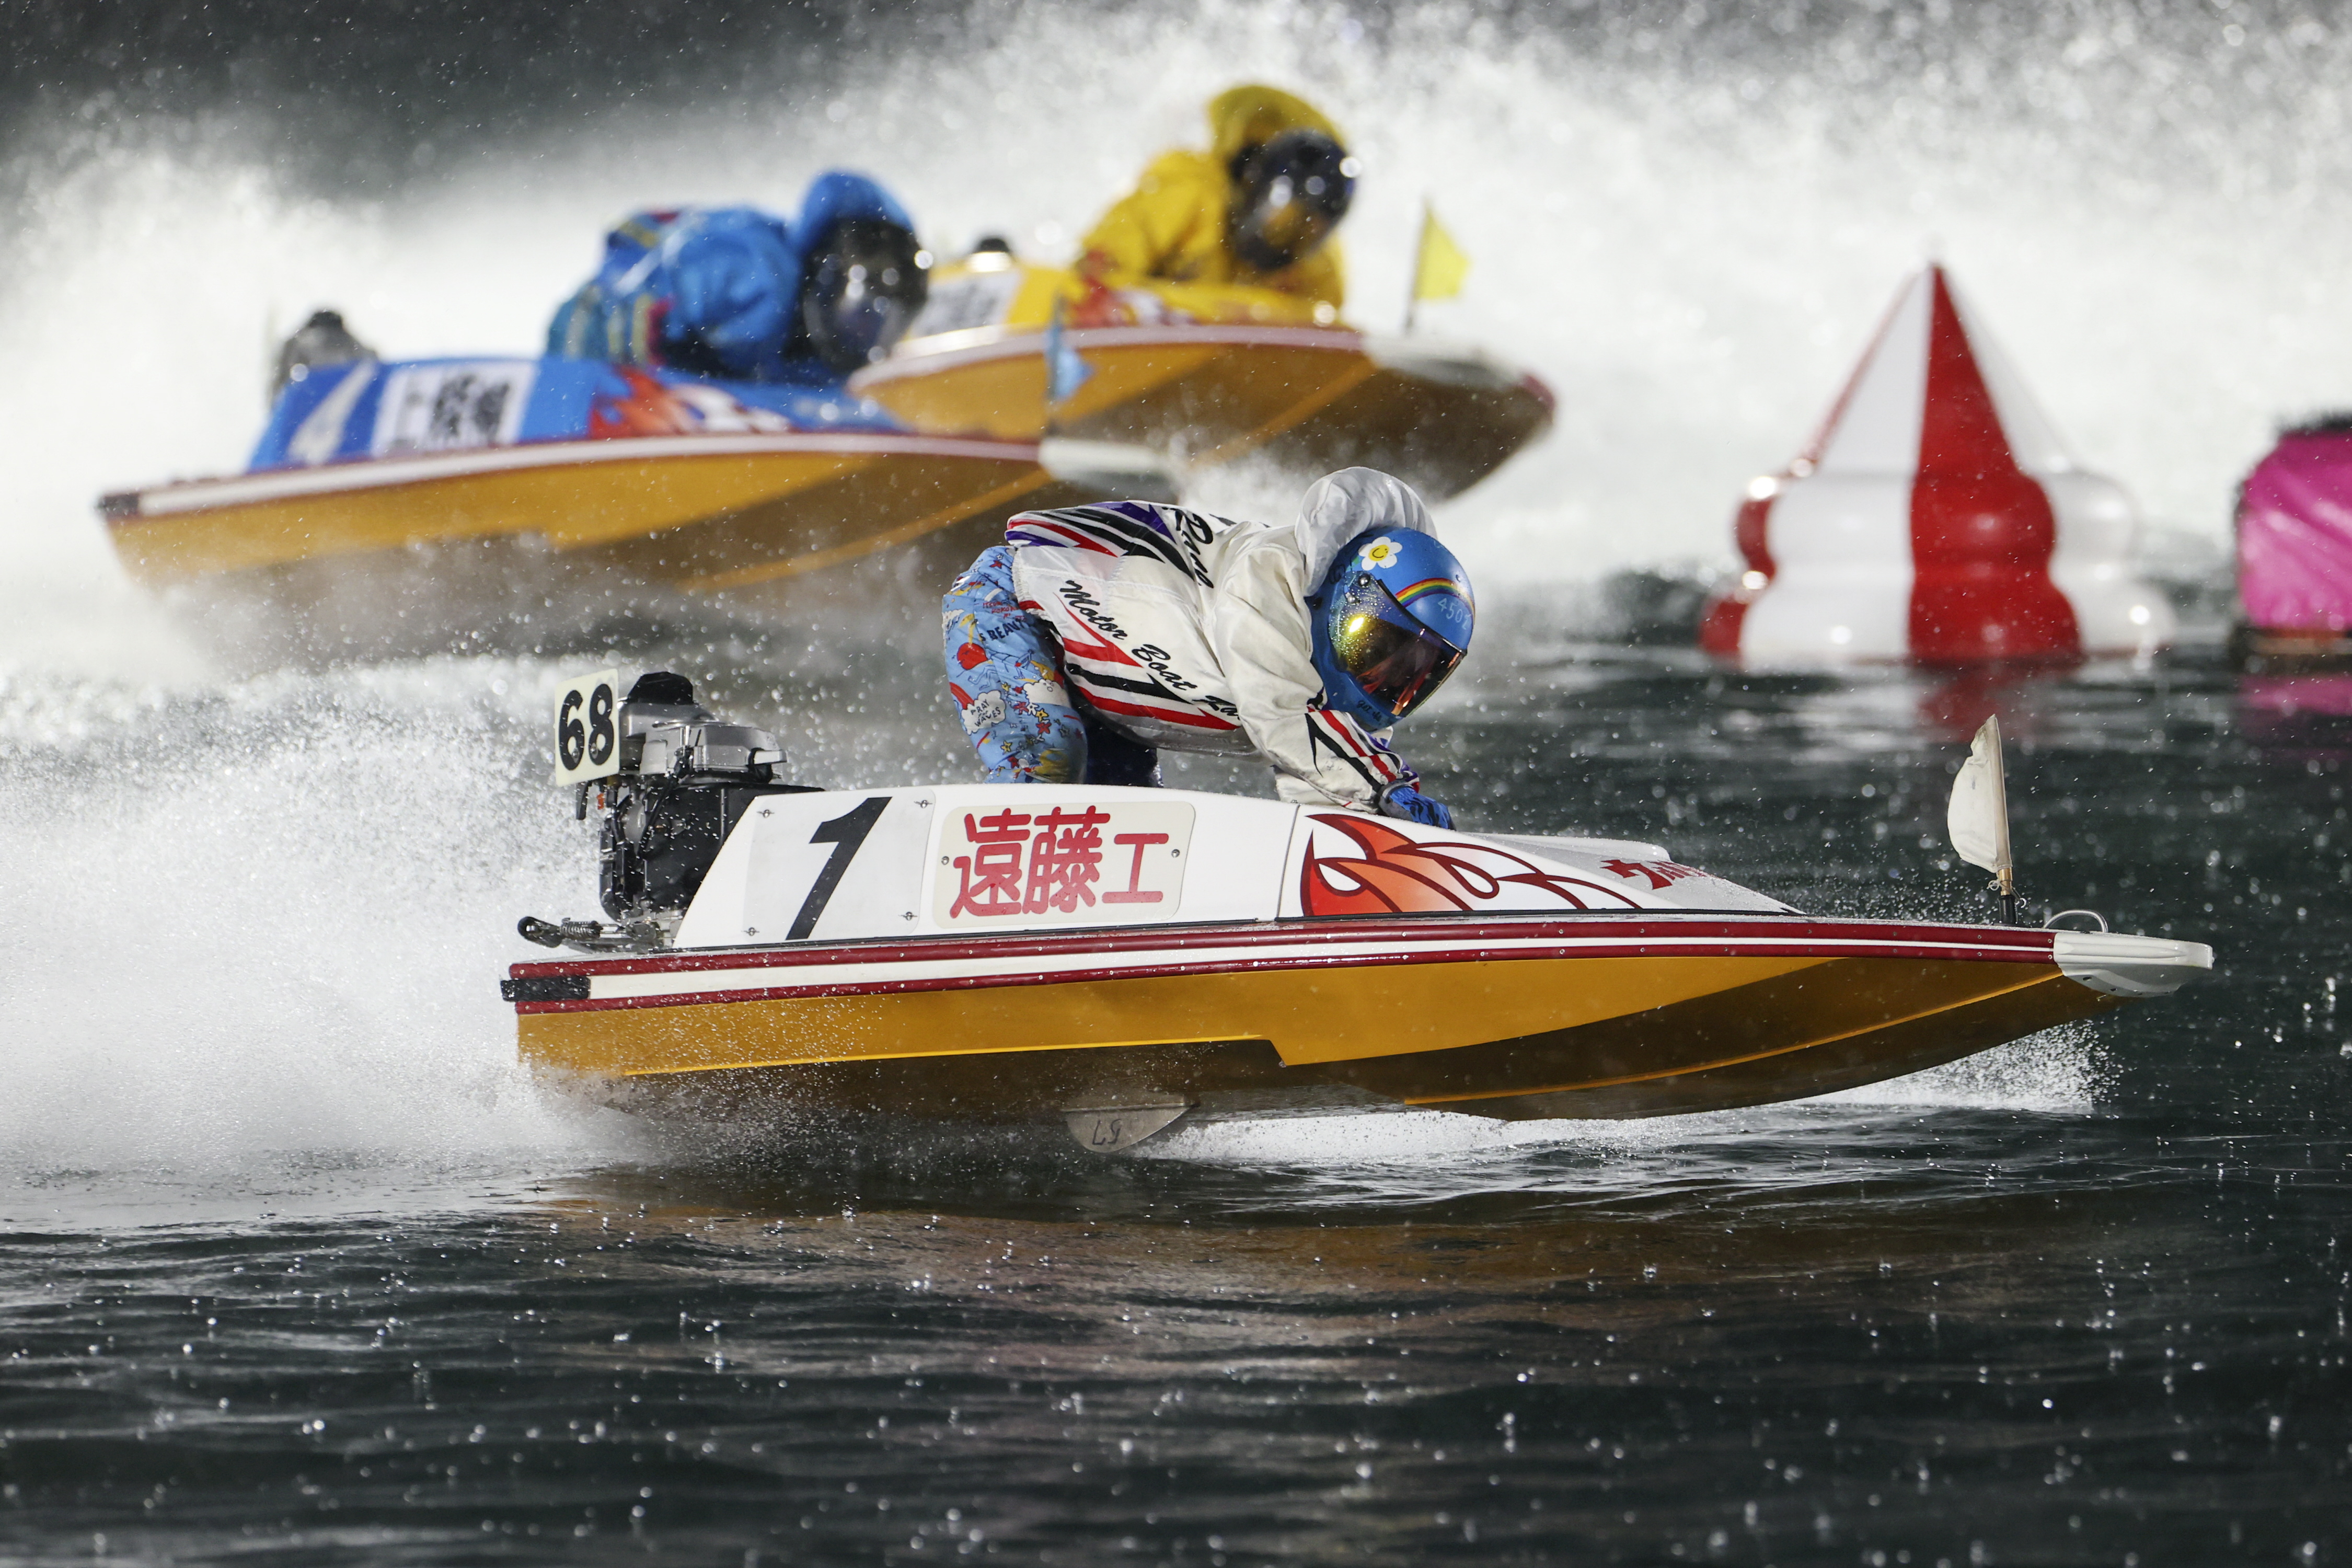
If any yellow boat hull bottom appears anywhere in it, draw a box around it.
[852,327,1554,502]
[518,949,2124,1126]
[102,435,1104,658]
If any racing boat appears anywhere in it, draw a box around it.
[845,255,1554,501]
[502,673,2211,1150]
[101,355,1167,655]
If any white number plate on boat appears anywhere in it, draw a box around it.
[550,668,621,785]
[909,268,1023,337]
[928,798,1194,929]
[372,360,536,455]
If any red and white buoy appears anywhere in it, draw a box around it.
[1699,264,2173,666]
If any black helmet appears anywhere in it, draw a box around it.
[271,308,374,398]
[800,218,930,375]
[1227,129,1356,273]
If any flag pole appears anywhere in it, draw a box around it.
[1946,714,2021,926]
[1985,717,2019,926]
[1404,201,1425,335]
[1044,294,1066,439]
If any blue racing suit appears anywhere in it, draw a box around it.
[546,172,917,386]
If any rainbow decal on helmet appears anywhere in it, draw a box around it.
[1393,576,1464,607]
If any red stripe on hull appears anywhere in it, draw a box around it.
[110,433,1046,524]
[507,915,2060,1014]
[515,937,2059,1015]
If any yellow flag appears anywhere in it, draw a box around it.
[1413,204,1471,302]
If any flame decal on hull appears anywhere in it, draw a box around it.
[1298,813,1645,917]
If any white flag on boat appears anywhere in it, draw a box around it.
[1946,715,2013,879]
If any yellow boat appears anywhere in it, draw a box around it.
[99,354,1169,656]
[846,258,1555,500]
[105,429,1152,590]
[502,676,2211,1150]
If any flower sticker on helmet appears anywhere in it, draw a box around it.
[1357,537,1402,571]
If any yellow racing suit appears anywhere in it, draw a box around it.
[1076,85,1347,314]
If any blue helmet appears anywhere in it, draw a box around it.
[1309,528,1475,730]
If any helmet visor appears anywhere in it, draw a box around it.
[1327,573,1466,720]
[809,278,913,367]
[1229,131,1354,272]
[1233,183,1336,269]
[803,221,930,374]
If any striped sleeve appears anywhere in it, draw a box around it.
[1300,708,1412,793]
[1006,504,1213,583]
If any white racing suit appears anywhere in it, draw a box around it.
[941,467,1437,811]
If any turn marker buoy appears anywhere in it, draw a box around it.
[1701,264,2174,666]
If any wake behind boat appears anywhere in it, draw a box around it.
[501,673,2211,1150]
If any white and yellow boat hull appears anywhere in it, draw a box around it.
[103,431,1146,593]
[502,785,2209,1130]
[847,261,1555,500]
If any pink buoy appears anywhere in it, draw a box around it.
[2235,420,2352,656]
[1701,264,2174,666]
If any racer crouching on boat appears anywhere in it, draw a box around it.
[546,171,929,384]
[1073,83,1357,322]
[941,468,1470,827]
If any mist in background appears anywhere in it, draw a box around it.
[0,0,2333,1173]
[3,0,2346,678]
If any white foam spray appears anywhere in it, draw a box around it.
[0,662,626,1187]
[0,2,2277,1178]
[1145,1025,2102,1175]
[8,0,2348,674]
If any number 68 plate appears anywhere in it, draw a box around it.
[551,668,622,785]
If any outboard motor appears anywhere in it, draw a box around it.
[524,671,809,950]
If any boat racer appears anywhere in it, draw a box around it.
[941,467,1470,827]
[1073,84,1357,319]
[269,308,374,398]
[546,171,930,385]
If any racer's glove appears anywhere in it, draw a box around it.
[1377,783,1454,829]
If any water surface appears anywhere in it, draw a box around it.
[4,643,2343,1565]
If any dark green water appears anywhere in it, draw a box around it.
[8,0,2350,1553]
[1,642,2345,1565]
